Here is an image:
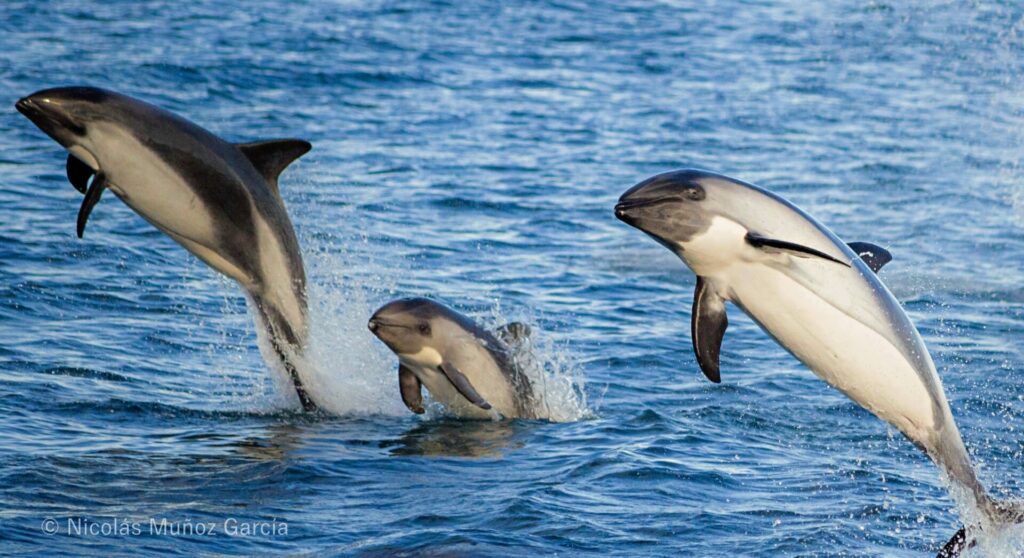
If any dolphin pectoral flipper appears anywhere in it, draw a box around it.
[847,241,892,272]
[235,139,312,193]
[77,173,107,238]
[399,364,425,414]
[692,277,727,383]
[66,154,93,194]
[745,232,850,267]
[438,361,492,410]
[495,322,531,344]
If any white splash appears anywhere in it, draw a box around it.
[293,240,407,416]
[226,229,590,421]
[483,304,591,423]
[938,467,1024,556]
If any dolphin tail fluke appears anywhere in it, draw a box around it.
[249,294,316,412]
[265,326,317,413]
[936,498,1024,557]
[937,527,967,557]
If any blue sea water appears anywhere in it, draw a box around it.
[2,0,1024,555]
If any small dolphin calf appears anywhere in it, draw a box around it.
[16,86,317,411]
[614,169,1020,555]
[368,297,535,419]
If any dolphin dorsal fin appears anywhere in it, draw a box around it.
[495,322,532,345]
[235,139,312,193]
[846,241,892,273]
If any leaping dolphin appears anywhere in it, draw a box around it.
[16,86,317,411]
[614,169,1021,556]
[368,297,536,419]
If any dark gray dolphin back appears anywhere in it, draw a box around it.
[121,94,307,301]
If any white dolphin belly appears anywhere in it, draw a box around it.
[719,262,939,442]
[400,345,517,419]
[97,125,223,247]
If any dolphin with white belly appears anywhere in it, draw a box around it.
[614,169,1021,556]
[368,297,535,419]
[16,86,317,411]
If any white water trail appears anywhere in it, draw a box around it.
[291,239,407,416]
[276,244,589,420]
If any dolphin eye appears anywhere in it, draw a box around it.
[418,323,431,335]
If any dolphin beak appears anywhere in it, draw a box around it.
[15,95,60,120]
[15,96,39,118]
[367,317,403,335]
[15,94,84,144]
[614,200,641,224]
[614,196,680,224]
[613,191,647,221]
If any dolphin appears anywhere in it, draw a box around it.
[367,297,535,419]
[16,86,317,411]
[614,169,1020,555]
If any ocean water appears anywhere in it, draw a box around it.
[2,0,1024,555]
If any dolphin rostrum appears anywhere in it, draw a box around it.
[368,297,535,419]
[615,169,1021,555]
[16,86,317,411]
